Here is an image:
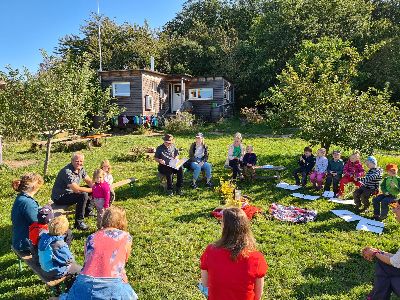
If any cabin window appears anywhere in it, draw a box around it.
[189,88,213,100]
[145,95,154,111]
[152,81,157,92]
[112,82,130,97]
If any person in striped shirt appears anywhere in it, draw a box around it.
[353,156,383,213]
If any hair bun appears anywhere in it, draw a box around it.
[11,180,21,191]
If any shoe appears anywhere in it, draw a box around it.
[85,210,97,218]
[74,221,89,231]
[377,215,387,221]
[176,188,184,196]
[205,181,214,188]
[191,182,198,189]
[166,189,174,196]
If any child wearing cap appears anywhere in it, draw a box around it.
[353,156,383,212]
[243,145,257,181]
[337,151,364,198]
[372,164,400,221]
[324,150,344,196]
[310,148,328,190]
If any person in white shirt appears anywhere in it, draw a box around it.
[362,201,400,299]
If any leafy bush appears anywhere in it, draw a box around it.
[240,107,264,124]
[164,111,196,133]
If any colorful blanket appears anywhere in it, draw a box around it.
[269,203,317,223]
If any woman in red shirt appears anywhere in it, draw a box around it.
[200,207,268,300]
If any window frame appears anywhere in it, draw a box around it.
[112,82,131,97]
[188,88,213,100]
[145,95,154,111]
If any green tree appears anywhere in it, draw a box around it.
[261,37,400,153]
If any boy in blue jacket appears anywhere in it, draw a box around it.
[38,216,81,281]
[293,146,316,186]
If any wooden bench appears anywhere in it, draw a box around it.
[83,133,112,147]
[224,164,286,181]
[50,178,137,216]
[11,246,71,295]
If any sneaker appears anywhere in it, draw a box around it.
[191,182,198,189]
[176,188,184,196]
[84,210,97,218]
[166,189,174,196]
[74,221,89,231]
[206,181,214,188]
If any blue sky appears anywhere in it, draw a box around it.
[0,0,185,72]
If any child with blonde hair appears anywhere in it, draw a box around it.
[92,169,111,229]
[100,159,115,204]
[337,151,364,198]
[38,216,80,281]
[243,145,257,181]
[310,148,328,190]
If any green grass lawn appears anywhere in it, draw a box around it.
[1,130,400,300]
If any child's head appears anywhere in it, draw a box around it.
[366,156,378,169]
[349,151,360,163]
[12,173,44,194]
[386,164,398,176]
[317,148,326,157]
[332,150,341,160]
[48,216,69,236]
[100,159,112,174]
[101,206,128,231]
[303,146,312,157]
[246,145,253,153]
[37,205,54,225]
[93,169,105,184]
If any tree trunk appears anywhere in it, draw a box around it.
[321,141,331,154]
[0,135,3,165]
[43,134,53,177]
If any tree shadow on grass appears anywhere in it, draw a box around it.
[174,209,213,223]
[0,225,13,256]
[292,253,373,299]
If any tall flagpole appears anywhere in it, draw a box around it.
[97,0,103,71]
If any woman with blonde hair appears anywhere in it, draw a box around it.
[60,206,138,300]
[200,207,268,300]
[226,132,246,180]
[11,173,44,252]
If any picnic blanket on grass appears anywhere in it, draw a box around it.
[269,203,317,223]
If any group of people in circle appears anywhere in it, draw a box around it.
[9,131,400,299]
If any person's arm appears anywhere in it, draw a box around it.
[23,200,39,224]
[201,270,208,287]
[375,251,393,265]
[254,277,265,300]
[67,182,92,193]
[188,143,195,161]
[228,145,235,160]
[337,162,344,176]
[52,241,74,266]
[125,234,133,262]
[154,147,166,165]
[84,176,94,188]
[356,163,365,178]
[322,158,328,173]
[103,183,111,208]
[380,178,388,194]
[203,145,209,162]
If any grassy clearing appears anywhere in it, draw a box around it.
[0,131,399,300]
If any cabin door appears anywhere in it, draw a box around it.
[172,84,182,112]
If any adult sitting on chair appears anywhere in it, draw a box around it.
[51,152,93,231]
[189,133,213,189]
[362,200,400,299]
[154,134,184,196]
[225,132,245,180]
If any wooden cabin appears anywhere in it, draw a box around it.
[99,69,234,122]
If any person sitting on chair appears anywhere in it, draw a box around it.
[189,133,213,189]
[154,134,184,196]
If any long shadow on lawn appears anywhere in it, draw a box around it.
[293,253,373,299]
[0,225,13,256]
[174,209,214,223]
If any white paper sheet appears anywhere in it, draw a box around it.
[328,198,355,205]
[276,182,301,190]
[356,218,384,234]
[168,158,188,170]
[261,164,274,169]
[322,191,335,198]
[291,193,320,201]
[331,209,354,216]
[331,210,363,222]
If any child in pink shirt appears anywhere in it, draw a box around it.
[92,169,111,229]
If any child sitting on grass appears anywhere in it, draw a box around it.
[310,148,328,190]
[353,156,383,213]
[337,151,364,198]
[92,169,111,229]
[372,164,400,221]
[324,150,344,197]
[293,146,316,187]
[101,159,115,205]
[243,145,257,181]
[38,216,81,282]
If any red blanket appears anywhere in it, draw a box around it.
[211,203,262,220]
